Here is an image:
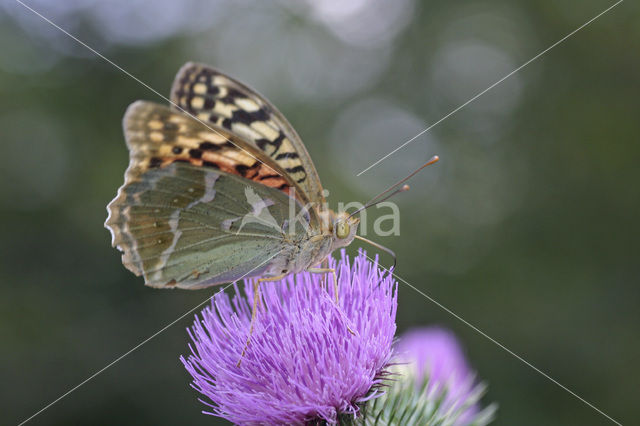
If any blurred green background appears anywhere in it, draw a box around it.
[1,0,638,425]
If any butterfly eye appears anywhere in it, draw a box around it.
[336,222,350,239]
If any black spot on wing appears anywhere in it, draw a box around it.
[255,138,269,150]
[235,164,250,175]
[192,67,214,86]
[271,132,285,153]
[183,95,197,113]
[164,122,178,131]
[177,73,191,89]
[200,67,216,78]
[172,146,182,154]
[199,141,222,151]
[258,173,281,181]
[285,165,305,174]
[189,149,203,159]
[149,157,162,168]
[275,152,299,160]
[203,97,216,109]
[224,108,270,127]
[256,132,284,152]
[174,66,220,108]
[219,88,247,104]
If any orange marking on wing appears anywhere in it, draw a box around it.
[163,157,297,199]
[201,151,247,171]
[259,177,288,188]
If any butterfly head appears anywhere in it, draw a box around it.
[330,211,360,249]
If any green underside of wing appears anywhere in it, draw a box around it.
[106,162,310,288]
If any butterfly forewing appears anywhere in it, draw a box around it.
[170,62,325,205]
[121,100,300,195]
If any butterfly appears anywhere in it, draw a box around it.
[105,62,362,291]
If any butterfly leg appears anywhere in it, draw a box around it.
[237,274,286,367]
[307,267,356,336]
[306,267,338,304]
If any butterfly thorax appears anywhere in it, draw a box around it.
[265,209,359,277]
[292,209,360,272]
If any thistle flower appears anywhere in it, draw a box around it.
[181,250,397,425]
[361,327,496,425]
[397,328,479,420]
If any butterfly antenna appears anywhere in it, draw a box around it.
[354,235,397,269]
[348,155,439,219]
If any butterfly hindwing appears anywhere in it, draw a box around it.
[106,161,311,289]
[170,62,325,204]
